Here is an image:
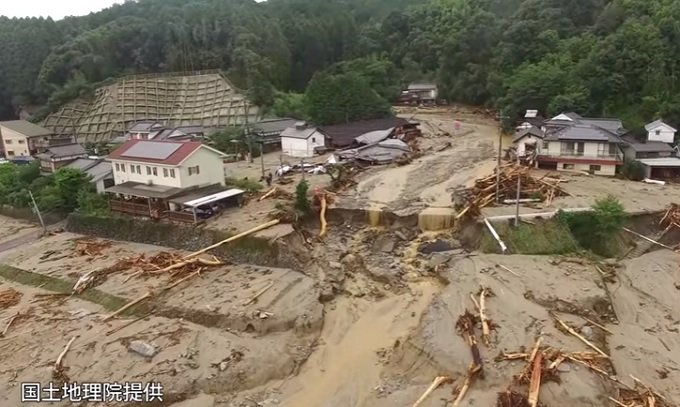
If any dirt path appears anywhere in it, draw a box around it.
[342,113,501,214]
[279,282,438,407]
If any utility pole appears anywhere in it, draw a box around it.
[28,190,46,235]
[514,154,521,227]
[495,112,509,204]
[259,142,265,179]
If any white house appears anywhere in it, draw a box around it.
[124,121,165,140]
[107,140,226,189]
[0,120,54,158]
[645,119,677,144]
[513,126,545,157]
[280,122,326,158]
[538,124,624,176]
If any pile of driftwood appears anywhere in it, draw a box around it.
[0,288,22,309]
[73,238,112,257]
[454,165,568,219]
[258,187,293,202]
[327,165,364,192]
[660,204,680,229]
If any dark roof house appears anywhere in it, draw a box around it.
[321,117,410,148]
[544,124,623,143]
[513,126,544,143]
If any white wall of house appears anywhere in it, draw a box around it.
[110,147,225,189]
[281,135,324,157]
[0,126,30,157]
[110,160,182,188]
[179,147,226,187]
[557,162,616,176]
[545,141,620,158]
[516,135,542,156]
[647,124,675,144]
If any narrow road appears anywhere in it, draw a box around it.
[0,230,42,254]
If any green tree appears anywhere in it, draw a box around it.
[305,71,391,125]
[294,179,310,214]
[53,167,91,211]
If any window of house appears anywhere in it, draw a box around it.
[563,163,574,170]
[152,167,158,176]
[136,165,142,174]
[146,166,152,175]
[188,166,200,175]
[312,137,316,143]
[115,163,120,171]
[590,165,601,172]
[609,143,617,155]
[121,164,126,172]
[163,168,168,177]
[6,150,14,156]
[656,130,661,136]
[4,140,11,144]
[543,141,549,149]
[17,140,24,144]
[170,169,176,178]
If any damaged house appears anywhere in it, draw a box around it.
[338,126,413,164]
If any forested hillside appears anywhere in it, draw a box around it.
[1,0,680,129]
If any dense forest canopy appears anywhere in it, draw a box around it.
[1,0,680,129]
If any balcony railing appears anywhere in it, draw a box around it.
[540,151,623,161]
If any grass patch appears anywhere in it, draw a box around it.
[480,219,580,255]
[0,264,146,316]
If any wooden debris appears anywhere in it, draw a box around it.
[243,280,274,306]
[479,286,492,345]
[162,269,203,291]
[453,165,568,219]
[496,390,532,407]
[496,264,521,277]
[528,352,543,407]
[183,220,280,260]
[553,314,609,358]
[259,187,292,201]
[0,288,22,309]
[411,376,452,407]
[103,292,152,322]
[453,362,482,406]
[319,192,328,237]
[105,311,154,336]
[73,238,112,257]
[622,228,674,250]
[660,204,680,228]
[53,336,77,380]
[583,316,614,335]
[1,313,18,336]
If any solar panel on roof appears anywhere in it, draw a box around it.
[122,141,182,160]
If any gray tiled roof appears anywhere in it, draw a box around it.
[645,119,677,132]
[280,126,322,140]
[621,135,674,153]
[579,118,623,134]
[545,124,623,143]
[513,126,544,142]
[44,143,87,157]
[127,121,164,133]
[251,118,298,135]
[0,120,52,137]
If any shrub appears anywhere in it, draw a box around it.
[619,159,645,181]
[294,180,310,213]
[558,195,626,256]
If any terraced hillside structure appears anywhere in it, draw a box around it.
[42,71,261,142]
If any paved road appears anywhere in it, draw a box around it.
[0,230,42,254]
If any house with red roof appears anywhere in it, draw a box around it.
[105,140,243,223]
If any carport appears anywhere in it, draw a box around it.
[638,157,680,179]
[170,188,245,223]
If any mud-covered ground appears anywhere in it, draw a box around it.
[1,213,679,407]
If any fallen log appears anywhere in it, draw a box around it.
[554,315,609,358]
[54,336,77,375]
[622,228,674,250]
[243,280,274,306]
[259,187,278,201]
[582,316,614,335]
[1,314,18,336]
[163,269,203,291]
[528,352,543,407]
[411,376,452,407]
[319,194,328,237]
[453,363,482,406]
[153,256,222,274]
[105,311,154,336]
[103,292,152,322]
[496,264,521,277]
[479,287,491,345]
[183,220,280,260]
